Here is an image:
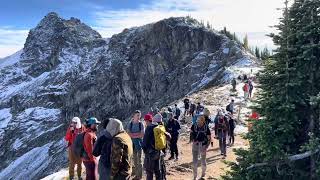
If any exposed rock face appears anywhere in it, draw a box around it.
[0,13,257,179]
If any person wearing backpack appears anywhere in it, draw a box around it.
[189,103,196,117]
[243,82,249,100]
[248,79,254,98]
[226,99,235,114]
[191,115,211,180]
[196,102,204,115]
[65,117,84,180]
[183,98,190,116]
[83,117,100,180]
[92,118,112,180]
[166,112,181,160]
[173,104,181,120]
[226,113,235,146]
[214,114,229,159]
[231,78,237,91]
[127,110,145,180]
[107,118,133,180]
[143,114,170,180]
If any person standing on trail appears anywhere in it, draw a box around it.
[83,117,100,180]
[183,98,190,116]
[93,119,112,180]
[231,78,237,91]
[243,81,250,100]
[226,99,235,114]
[191,115,211,180]
[173,104,181,120]
[189,102,196,117]
[65,117,84,180]
[248,79,254,98]
[166,112,181,160]
[107,118,133,180]
[215,113,229,158]
[226,113,235,146]
[196,102,205,115]
[127,110,144,180]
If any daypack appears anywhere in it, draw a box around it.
[72,132,87,158]
[153,125,167,150]
[243,84,249,92]
[217,116,228,131]
[226,104,231,112]
[194,124,209,144]
[129,121,142,133]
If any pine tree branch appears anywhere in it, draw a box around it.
[246,147,320,170]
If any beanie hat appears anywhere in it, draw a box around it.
[72,117,82,129]
[144,114,153,122]
[153,114,163,123]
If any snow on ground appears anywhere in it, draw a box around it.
[12,138,23,150]
[0,108,12,141]
[0,142,53,180]
[41,169,68,180]
[0,50,22,69]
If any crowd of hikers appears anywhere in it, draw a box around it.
[64,74,255,180]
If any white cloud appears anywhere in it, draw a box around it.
[93,0,284,50]
[0,27,28,58]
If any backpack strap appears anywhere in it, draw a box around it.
[129,122,133,132]
[139,122,142,132]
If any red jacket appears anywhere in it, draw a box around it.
[65,126,84,147]
[243,83,249,92]
[83,128,97,162]
[249,112,260,120]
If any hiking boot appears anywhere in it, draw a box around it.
[69,176,74,180]
[168,156,174,160]
[175,156,179,160]
[78,177,82,180]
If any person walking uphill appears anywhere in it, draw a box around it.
[191,115,211,180]
[93,119,112,180]
[127,110,145,180]
[107,118,133,180]
[65,117,84,180]
[215,113,229,158]
[166,112,181,160]
[83,117,100,180]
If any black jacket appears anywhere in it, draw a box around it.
[142,124,157,153]
[166,119,181,137]
[93,130,112,168]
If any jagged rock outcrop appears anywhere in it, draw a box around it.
[0,12,257,179]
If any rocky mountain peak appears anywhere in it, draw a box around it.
[22,12,103,77]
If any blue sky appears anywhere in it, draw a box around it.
[0,0,284,58]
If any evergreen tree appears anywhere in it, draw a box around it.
[243,34,249,50]
[261,47,271,60]
[255,47,261,59]
[224,0,320,179]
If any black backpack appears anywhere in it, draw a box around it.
[226,104,231,112]
[72,132,87,158]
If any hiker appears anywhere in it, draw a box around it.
[189,102,196,117]
[196,102,204,115]
[243,74,248,81]
[83,117,100,180]
[173,104,181,120]
[65,117,84,180]
[248,79,254,98]
[215,113,229,158]
[226,99,235,114]
[226,113,235,146]
[107,118,133,180]
[231,78,237,91]
[127,110,144,180]
[183,98,190,116]
[243,82,249,100]
[191,115,211,180]
[161,108,169,125]
[166,112,181,160]
[143,114,170,180]
[92,119,112,180]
